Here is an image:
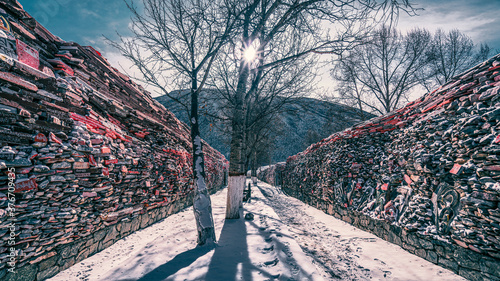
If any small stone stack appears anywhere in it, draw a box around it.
[0,1,227,280]
[260,54,500,280]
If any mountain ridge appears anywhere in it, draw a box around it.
[155,92,376,163]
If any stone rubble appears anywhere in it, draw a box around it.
[260,54,500,280]
[0,1,227,280]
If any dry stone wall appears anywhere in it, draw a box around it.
[258,163,285,187]
[259,54,500,281]
[0,1,227,280]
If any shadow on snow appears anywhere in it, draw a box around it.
[112,183,317,281]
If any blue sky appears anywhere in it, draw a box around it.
[20,0,133,51]
[398,0,500,51]
[18,0,500,96]
[19,0,500,52]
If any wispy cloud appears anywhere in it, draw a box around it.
[399,0,500,49]
[78,8,101,19]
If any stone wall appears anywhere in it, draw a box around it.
[3,190,215,281]
[0,1,227,280]
[259,54,500,281]
[257,163,285,186]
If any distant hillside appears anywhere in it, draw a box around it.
[155,92,375,162]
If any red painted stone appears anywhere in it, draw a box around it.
[91,139,103,145]
[488,65,500,71]
[49,132,62,144]
[135,131,147,138]
[34,133,47,143]
[16,39,39,69]
[104,159,118,165]
[450,163,462,175]
[15,178,37,193]
[88,155,97,166]
[17,167,33,174]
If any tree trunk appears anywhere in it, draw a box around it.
[251,150,257,185]
[226,62,249,219]
[190,79,216,245]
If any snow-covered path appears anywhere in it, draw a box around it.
[49,180,465,281]
[48,181,323,281]
[256,181,465,281]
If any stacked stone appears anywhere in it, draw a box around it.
[260,54,500,280]
[257,163,285,186]
[0,1,227,280]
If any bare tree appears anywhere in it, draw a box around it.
[329,59,372,120]
[108,0,238,245]
[332,25,431,115]
[111,0,416,223]
[221,1,416,219]
[421,29,491,92]
[211,32,318,218]
[247,118,284,184]
[246,57,317,174]
[333,27,492,115]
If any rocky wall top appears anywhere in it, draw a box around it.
[280,53,500,260]
[0,0,227,272]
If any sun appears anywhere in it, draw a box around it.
[243,45,257,62]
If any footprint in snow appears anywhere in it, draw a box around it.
[265,273,281,280]
[262,245,274,252]
[263,258,279,267]
[282,244,292,255]
[289,262,300,275]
